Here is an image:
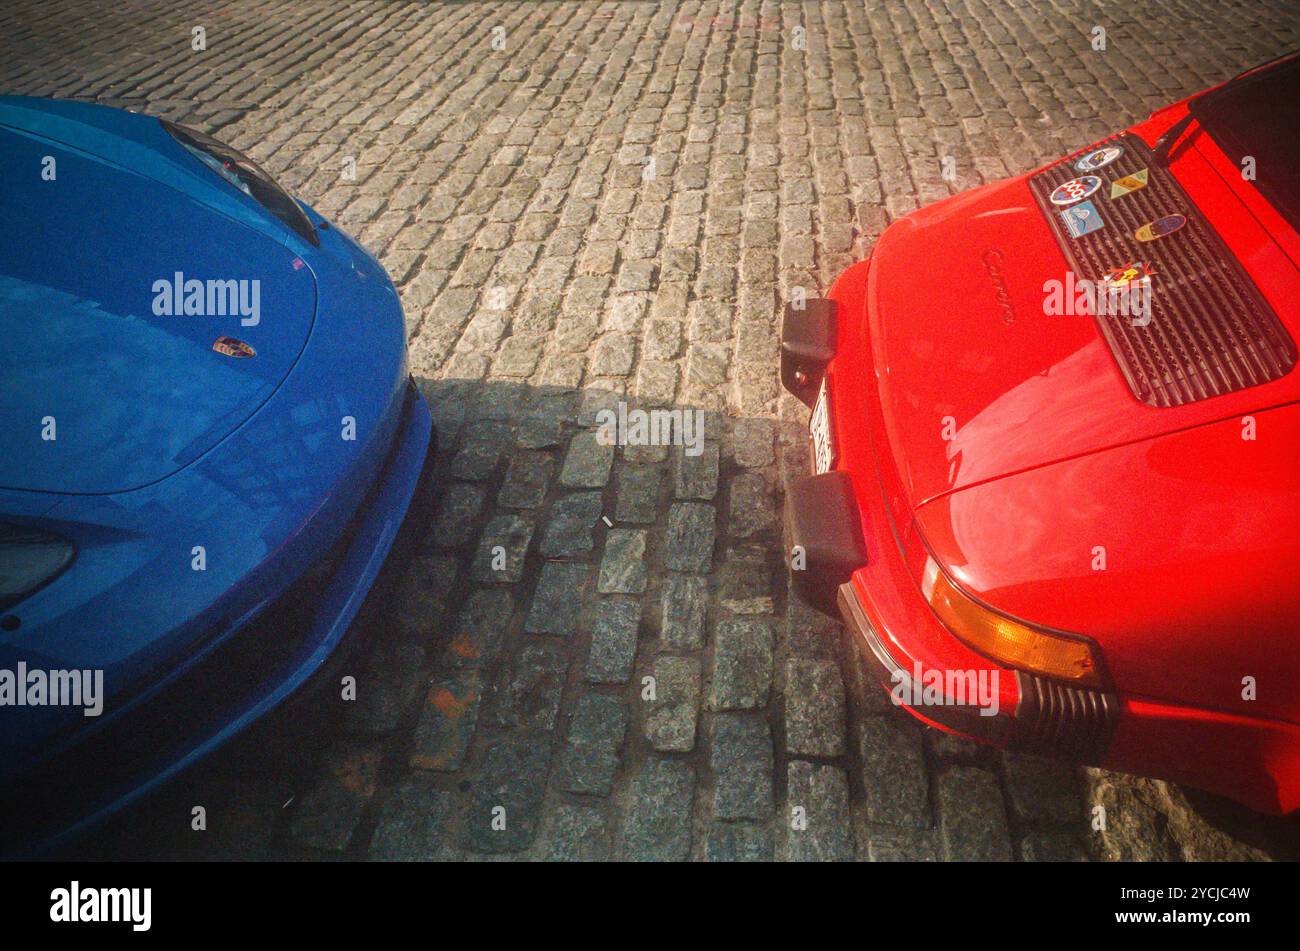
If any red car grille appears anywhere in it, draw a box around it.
[1029,132,1296,407]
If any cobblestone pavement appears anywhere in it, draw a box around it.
[6,0,1300,861]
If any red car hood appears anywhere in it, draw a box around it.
[912,405,1300,721]
[865,158,1300,511]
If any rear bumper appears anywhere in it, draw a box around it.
[1,381,436,858]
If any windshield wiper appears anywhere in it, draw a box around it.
[1152,111,1198,166]
[1153,48,1300,167]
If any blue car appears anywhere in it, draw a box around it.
[0,96,435,856]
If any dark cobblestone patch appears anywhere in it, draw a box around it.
[486,644,569,733]
[937,767,1014,862]
[784,658,847,757]
[287,743,381,853]
[660,574,707,649]
[462,736,552,854]
[546,803,611,862]
[644,655,702,753]
[706,822,774,862]
[432,482,487,549]
[559,693,628,796]
[368,777,456,861]
[1002,753,1084,825]
[620,758,695,862]
[586,598,641,684]
[859,714,931,828]
[710,714,774,821]
[524,561,589,637]
[707,619,774,711]
[782,762,854,862]
[540,491,603,557]
[410,670,482,772]
[441,589,513,669]
[664,502,716,572]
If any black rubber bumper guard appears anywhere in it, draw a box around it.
[779,296,868,616]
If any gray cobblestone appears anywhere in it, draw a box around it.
[441,589,513,669]
[706,823,774,862]
[1002,753,1084,826]
[710,714,774,821]
[586,598,641,684]
[937,767,1014,862]
[644,655,702,753]
[524,561,588,637]
[540,491,602,558]
[784,658,847,757]
[859,715,931,828]
[620,758,695,862]
[673,444,720,500]
[660,574,707,649]
[432,482,486,549]
[597,529,648,594]
[498,452,555,509]
[865,829,940,863]
[472,514,534,584]
[560,432,615,488]
[1021,832,1090,862]
[547,803,611,862]
[487,644,568,733]
[728,472,776,540]
[462,736,552,854]
[664,502,716,572]
[369,778,456,861]
[782,762,854,862]
[707,619,774,711]
[728,418,776,469]
[559,693,628,796]
[614,464,661,524]
[717,555,775,615]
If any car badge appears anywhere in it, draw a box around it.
[1110,167,1149,198]
[1135,214,1188,242]
[1050,175,1103,205]
[213,336,255,358]
[1073,146,1123,172]
[1059,199,1105,238]
[1101,261,1155,291]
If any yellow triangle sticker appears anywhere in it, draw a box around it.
[1111,167,1149,198]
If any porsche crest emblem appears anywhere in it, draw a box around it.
[213,336,255,358]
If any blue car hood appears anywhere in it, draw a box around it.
[0,98,317,495]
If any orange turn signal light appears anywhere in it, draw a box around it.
[921,558,1104,688]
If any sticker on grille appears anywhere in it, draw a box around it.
[1029,133,1296,407]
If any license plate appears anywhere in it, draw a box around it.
[810,378,835,474]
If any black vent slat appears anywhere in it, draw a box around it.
[1012,673,1118,762]
[1029,132,1296,407]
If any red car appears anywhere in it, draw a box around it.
[782,52,1300,814]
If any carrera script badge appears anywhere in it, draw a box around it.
[981,249,1017,325]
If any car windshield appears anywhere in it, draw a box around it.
[1191,54,1300,231]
